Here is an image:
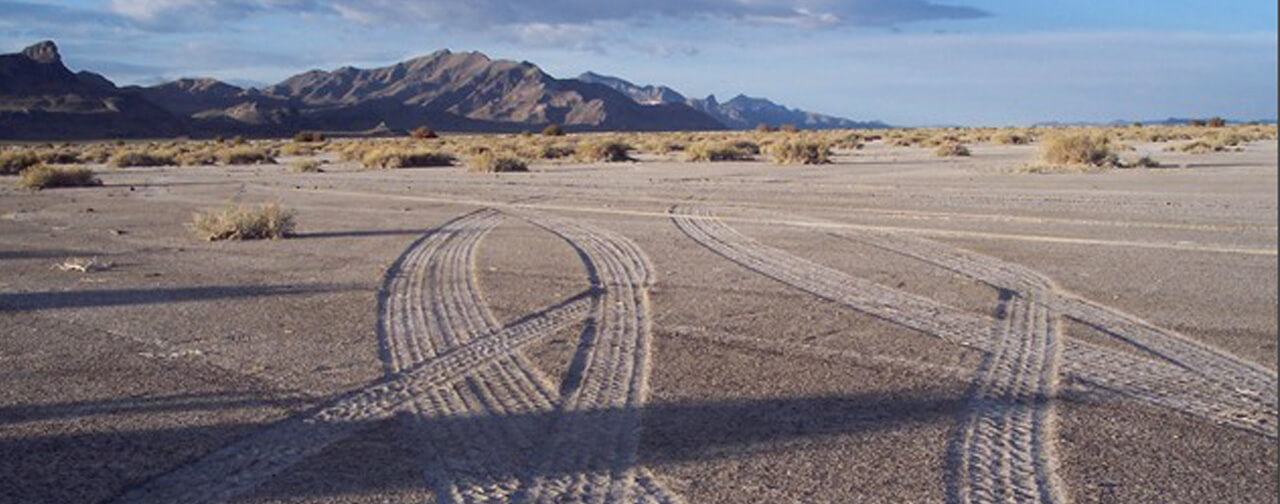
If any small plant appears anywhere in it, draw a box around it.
[291,159,324,173]
[757,123,778,133]
[18,165,101,189]
[576,141,633,162]
[218,146,276,165]
[279,143,317,156]
[293,131,326,143]
[768,140,831,165]
[542,124,566,137]
[779,124,800,133]
[934,143,971,157]
[1036,132,1119,169]
[684,141,756,162]
[177,149,218,166]
[991,131,1031,145]
[1129,156,1161,168]
[1208,117,1227,128]
[467,152,529,173]
[361,148,455,169]
[192,203,295,241]
[0,151,41,174]
[538,144,575,160]
[410,126,439,139]
[109,149,176,168]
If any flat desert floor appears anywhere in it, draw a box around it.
[1,141,1277,504]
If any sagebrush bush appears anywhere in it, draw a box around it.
[576,141,633,162]
[684,141,756,162]
[542,124,566,137]
[1038,133,1119,168]
[361,148,455,169]
[467,152,529,173]
[109,149,176,167]
[279,143,317,156]
[768,140,831,165]
[218,146,276,165]
[934,143,971,157]
[192,203,295,241]
[18,165,101,189]
[0,151,41,174]
[293,131,325,143]
[538,144,575,159]
[291,159,324,173]
[410,126,438,139]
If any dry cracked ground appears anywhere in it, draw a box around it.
[1,142,1277,504]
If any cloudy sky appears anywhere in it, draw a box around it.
[2,0,1276,125]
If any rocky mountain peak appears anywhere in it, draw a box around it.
[22,41,61,64]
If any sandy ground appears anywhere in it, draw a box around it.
[0,141,1276,504]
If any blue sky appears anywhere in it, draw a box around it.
[1,0,1275,125]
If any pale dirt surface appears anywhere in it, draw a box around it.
[0,141,1275,503]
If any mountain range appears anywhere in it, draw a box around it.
[0,41,883,140]
[577,72,888,130]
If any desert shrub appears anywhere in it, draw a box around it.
[361,148,454,169]
[109,149,176,167]
[991,131,1031,145]
[542,124,566,137]
[768,140,831,165]
[218,146,276,165]
[757,123,778,133]
[192,203,295,241]
[410,126,439,139]
[291,159,324,173]
[0,151,41,174]
[576,141,633,162]
[779,124,800,133]
[1129,156,1161,168]
[1208,117,1227,128]
[177,149,218,166]
[467,152,529,173]
[293,131,326,142]
[685,141,756,162]
[1167,140,1222,154]
[279,143,317,156]
[538,144,576,159]
[1037,132,1119,168]
[18,166,100,189]
[36,149,82,165]
[1189,119,1207,127]
[934,143,971,157]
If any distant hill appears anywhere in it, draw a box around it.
[0,41,724,139]
[577,72,888,130]
[0,41,187,140]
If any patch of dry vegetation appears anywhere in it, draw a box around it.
[1032,132,1121,171]
[0,151,41,174]
[361,147,455,169]
[291,159,324,173]
[934,143,971,157]
[767,140,832,165]
[467,152,529,173]
[192,203,295,241]
[684,141,756,162]
[19,165,100,189]
[576,140,633,162]
[109,149,177,168]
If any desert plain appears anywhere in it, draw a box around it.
[1,132,1277,504]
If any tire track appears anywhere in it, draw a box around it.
[819,214,1278,427]
[952,291,1064,504]
[672,206,1277,437]
[109,292,594,504]
[516,211,669,504]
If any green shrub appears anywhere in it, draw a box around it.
[18,165,100,189]
[192,203,295,241]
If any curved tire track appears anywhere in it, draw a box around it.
[672,206,1276,437]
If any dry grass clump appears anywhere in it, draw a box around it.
[192,203,295,241]
[1035,132,1120,169]
[467,152,529,173]
[410,126,438,139]
[361,147,455,169]
[684,141,756,162]
[934,143,971,157]
[18,165,101,189]
[576,140,633,162]
[767,140,832,165]
[542,124,566,137]
[279,142,318,156]
[991,131,1032,145]
[1,151,41,174]
[291,159,325,173]
[109,149,177,168]
[293,131,326,143]
[218,146,276,165]
[538,144,576,160]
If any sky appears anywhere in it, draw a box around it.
[1,0,1276,126]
